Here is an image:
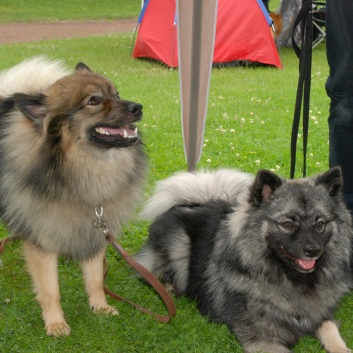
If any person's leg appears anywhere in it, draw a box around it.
[326,0,353,213]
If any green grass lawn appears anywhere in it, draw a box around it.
[0,0,141,22]
[0,0,280,23]
[0,1,352,353]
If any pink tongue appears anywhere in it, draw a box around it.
[296,259,316,270]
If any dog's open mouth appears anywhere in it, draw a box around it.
[280,246,317,273]
[91,125,139,147]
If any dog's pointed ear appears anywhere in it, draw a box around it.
[75,62,92,74]
[315,167,343,197]
[249,170,283,205]
[13,93,47,129]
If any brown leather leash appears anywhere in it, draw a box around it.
[93,204,176,323]
[0,236,14,255]
[103,231,176,323]
[0,216,176,323]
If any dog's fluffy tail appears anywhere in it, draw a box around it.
[0,56,70,98]
[141,169,253,220]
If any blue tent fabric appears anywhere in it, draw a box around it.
[138,0,150,24]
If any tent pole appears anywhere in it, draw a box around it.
[187,0,203,172]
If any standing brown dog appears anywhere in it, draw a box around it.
[0,57,147,336]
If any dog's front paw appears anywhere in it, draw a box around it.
[46,321,71,337]
[92,304,119,316]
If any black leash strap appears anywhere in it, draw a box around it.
[290,0,313,178]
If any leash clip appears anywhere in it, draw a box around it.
[94,207,176,322]
[94,204,106,230]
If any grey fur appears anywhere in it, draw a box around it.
[140,168,253,220]
[136,168,353,353]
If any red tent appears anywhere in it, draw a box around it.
[132,0,282,69]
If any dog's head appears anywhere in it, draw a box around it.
[12,62,142,150]
[249,167,350,274]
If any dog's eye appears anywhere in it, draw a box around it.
[281,221,295,230]
[88,96,102,106]
[316,220,326,232]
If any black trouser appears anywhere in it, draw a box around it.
[326,0,353,213]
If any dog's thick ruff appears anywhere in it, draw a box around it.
[0,57,147,336]
[136,168,352,353]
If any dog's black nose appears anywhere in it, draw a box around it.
[128,103,143,116]
[304,244,321,258]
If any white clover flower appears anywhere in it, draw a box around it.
[219,126,227,133]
